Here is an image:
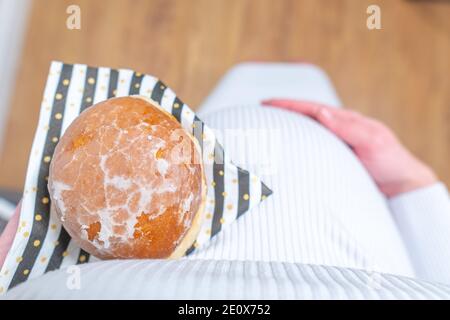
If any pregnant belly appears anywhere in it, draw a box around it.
[195,106,414,277]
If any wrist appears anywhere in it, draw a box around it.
[385,165,438,197]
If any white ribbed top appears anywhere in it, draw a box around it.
[189,106,415,277]
[5,260,450,299]
[390,183,450,284]
[5,105,450,299]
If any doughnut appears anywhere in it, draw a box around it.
[48,96,206,259]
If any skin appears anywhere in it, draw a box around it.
[261,99,438,197]
[0,100,438,270]
[0,202,20,269]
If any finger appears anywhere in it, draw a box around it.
[261,99,343,131]
[262,99,374,148]
[261,99,326,119]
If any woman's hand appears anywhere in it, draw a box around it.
[0,202,20,269]
[262,99,437,197]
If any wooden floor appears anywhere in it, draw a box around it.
[0,0,449,191]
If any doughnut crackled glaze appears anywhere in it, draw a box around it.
[48,96,206,259]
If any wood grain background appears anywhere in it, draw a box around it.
[0,0,449,191]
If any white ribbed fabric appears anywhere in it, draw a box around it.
[5,63,449,299]
[4,260,450,299]
[197,62,342,116]
[188,106,415,279]
[389,183,450,285]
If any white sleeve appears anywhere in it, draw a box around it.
[389,183,450,285]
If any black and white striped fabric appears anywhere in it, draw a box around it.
[0,61,272,293]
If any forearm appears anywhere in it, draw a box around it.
[389,183,450,285]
